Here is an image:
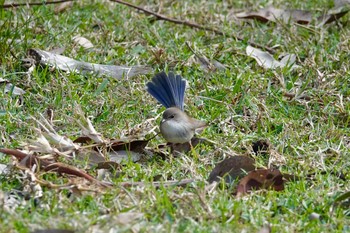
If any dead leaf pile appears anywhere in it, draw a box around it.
[208,155,298,197]
[0,104,202,199]
[236,3,350,26]
[208,138,299,197]
[0,105,151,191]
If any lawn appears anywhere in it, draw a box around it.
[0,0,349,232]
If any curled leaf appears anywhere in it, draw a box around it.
[246,45,299,70]
[236,169,284,197]
[236,6,313,24]
[72,36,94,49]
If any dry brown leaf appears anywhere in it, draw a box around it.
[109,139,149,153]
[236,169,284,197]
[236,4,350,25]
[109,150,142,163]
[236,6,313,24]
[208,156,256,184]
[318,4,350,26]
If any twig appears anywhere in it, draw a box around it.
[1,0,73,9]
[120,178,195,188]
[110,0,275,53]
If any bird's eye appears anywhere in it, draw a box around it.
[169,114,175,119]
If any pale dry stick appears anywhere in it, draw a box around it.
[1,0,73,8]
[110,0,276,54]
[119,178,195,188]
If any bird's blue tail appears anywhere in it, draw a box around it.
[146,71,186,111]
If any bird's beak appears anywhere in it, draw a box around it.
[161,118,166,124]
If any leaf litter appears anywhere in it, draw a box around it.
[0,103,200,204]
[236,2,350,26]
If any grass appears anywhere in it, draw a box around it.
[0,0,349,232]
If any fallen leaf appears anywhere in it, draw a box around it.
[73,136,92,144]
[76,149,106,167]
[208,156,256,184]
[54,1,73,14]
[109,139,149,153]
[29,114,78,153]
[109,150,142,163]
[236,169,284,197]
[318,4,350,26]
[246,45,299,70]
[236,6,313,24]
[0,164,8,175]
[28,48,151,79]
[236,4,350,25]
[72,36,94,49]
[4,83,25,96]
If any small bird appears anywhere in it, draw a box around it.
[146,71,206,144]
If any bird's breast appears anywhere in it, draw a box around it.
[160,120,194,144]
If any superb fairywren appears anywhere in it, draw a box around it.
[146,72,206,144]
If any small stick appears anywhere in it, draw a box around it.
[1,0,73,9]
[110,0,275,54]
[120,178,195,188]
